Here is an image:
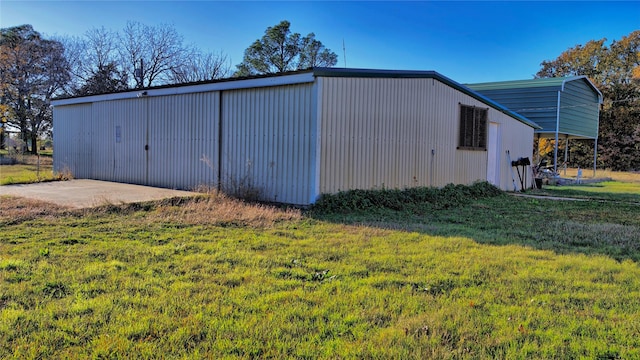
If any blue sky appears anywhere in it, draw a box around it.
[1,1,638,83]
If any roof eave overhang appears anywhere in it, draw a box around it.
[52,72,316,106]
[312,67,541,130]
[534,130,597,140]
[52,66,541,130]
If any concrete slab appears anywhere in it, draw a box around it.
[0,180,199,209]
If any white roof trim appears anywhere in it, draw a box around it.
[52,72,316,106]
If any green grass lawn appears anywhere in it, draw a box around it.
[0,148,51,156]
[1,183,639,359]
[0,163,55,185]
[536,181,640,203]
[1,154,56,185]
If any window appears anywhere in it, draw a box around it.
[458,104,487,150]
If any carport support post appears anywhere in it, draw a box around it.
[534,134,540,165]
[553,91,561,174]
[553,133,559,175]
[563,136,569,176]
[593,137,598,177]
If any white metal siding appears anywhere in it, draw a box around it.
[90,102,113,181]
[319,77,534,193]
[496,110,535,191]
[53,104,93,178]
[221,84,314,205]
[147,92,220,190]
[53,71,535,204]
[56,93,221,190]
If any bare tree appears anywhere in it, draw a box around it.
[169,50,231,83]
[86,26,119,71]
[60,26,127,95]
[58,35,85,93]
[61,21,231,92]
[119,21,190,88]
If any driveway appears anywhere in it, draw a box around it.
[0,179,199,209]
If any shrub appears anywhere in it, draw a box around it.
[311,181,503,213]
[54,166,74,181]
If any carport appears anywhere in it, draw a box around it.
[468,76,603,175]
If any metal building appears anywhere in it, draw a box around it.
[467,77,602,173]
[52,68,540,205]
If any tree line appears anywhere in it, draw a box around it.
[0,20,337,153]
[535,31,640,171]
[1,21,638,172]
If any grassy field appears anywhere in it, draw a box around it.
[561,167,640,183]
[539,181,640,203]
[531,168,640,203]
[0,155,55,185]
[0,164,56,185]
[1,180,640,359]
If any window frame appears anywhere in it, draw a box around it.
[457,103,488,151]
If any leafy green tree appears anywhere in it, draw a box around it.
[75,62,129,96]
[0,25,70,154]
[536,30,640,171]
[299,32,338,70]
[537,39,608,84]
[235,20,337,76]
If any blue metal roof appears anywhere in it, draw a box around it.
[467,76,601,139]
[468,76,602,102]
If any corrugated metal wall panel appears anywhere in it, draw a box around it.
[90,102,113,181]
[147,92,219,190]
[559,80,600,138]
[53,104,93,178]
[53,73,535,201]
[92,99,147,184]
[470,87,559,131]
[469,79,600,140]
[221,84,314,205]
[55,93,220,190]
[319,77,534,193]
[492,110,535,191]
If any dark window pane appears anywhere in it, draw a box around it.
[459,105,488,150]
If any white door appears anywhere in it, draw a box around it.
[487,122,500,186]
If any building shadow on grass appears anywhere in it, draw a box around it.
[305,191,640,263]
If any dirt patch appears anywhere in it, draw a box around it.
[0,196,70,225]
